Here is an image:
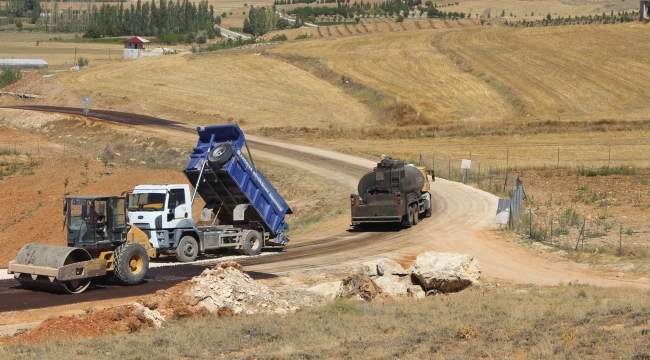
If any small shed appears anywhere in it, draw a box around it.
[123,37,150,59]
[0,59,48,70]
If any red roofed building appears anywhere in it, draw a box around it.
[123,37,150,59]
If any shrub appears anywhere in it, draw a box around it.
[77,57,89,68]
[0,66,22,88]
[270,34,288,42]
[83,24,101,38]
[295,33,311,40]
[195,30,208,44]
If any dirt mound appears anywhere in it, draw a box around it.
[2,262,298,343]
[141,261,299,318]
[3,72,66,97]
[5,303,162,344]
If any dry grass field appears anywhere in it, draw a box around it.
[3,284,650,358]
[56,51,372,128]
[273,23,650,125]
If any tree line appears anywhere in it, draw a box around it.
[0,0,221,40]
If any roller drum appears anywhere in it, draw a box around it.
[13,244,93,294]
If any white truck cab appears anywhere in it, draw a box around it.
[128,184,195,249]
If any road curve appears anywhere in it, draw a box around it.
[0,105,648,313]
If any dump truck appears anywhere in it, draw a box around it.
[8,196,155,293]
[351,158,433,227]
[127,124,293,262]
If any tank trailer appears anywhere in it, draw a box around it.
[351,159,433,227]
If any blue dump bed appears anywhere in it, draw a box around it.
[184,125,292,245]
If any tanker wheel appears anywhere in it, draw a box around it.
[176,236,199,262]
[114,242,149,286]
[403,207,413,228]
[207,143,233,166]
[412,205,419,226]
[241,230,262,256]
[425,205,432,218]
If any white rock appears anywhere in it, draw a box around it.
[409,251,481,293]
[377,258,407,276]
[362,261,378,277]
[306,281,343,300]
[374,276,407,296]
[407,285,425,300]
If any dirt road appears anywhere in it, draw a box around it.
[1,106,648,313]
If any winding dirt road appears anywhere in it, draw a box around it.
[1,105,648,313]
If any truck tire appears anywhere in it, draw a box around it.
[403,207,413,228]
[425,204,432,218]
[176,236,199,262]
[412,204,419,225]
[241,230,262,256]
[114,242,149,286]
[208,143,233,166]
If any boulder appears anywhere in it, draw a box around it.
[407,285,425,300]
[409,252,480,293]
[337,275,381,301]
[306,281,343,301]
[362,261,378,277]
[377,258,408,276]
[374,276,407,297]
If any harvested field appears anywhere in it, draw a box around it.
[273,23,650,125]
[57,52,372,128]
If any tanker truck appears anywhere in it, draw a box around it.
[350,158,433,227]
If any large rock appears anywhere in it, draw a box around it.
[409,252,480,293]
[377,258,407,276]
[374,276,407,296]
[337,275,381,301]
[407,285,425,300]
[307,281,343,301]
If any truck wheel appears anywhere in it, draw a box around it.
[242,230,262,256]
[208,143,233,165]
[412,205,419,225]
[403,207,413,228]
[176,236,199,262]
[114,242,149,286]
[425,205,432,218]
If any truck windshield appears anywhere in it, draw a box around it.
[129,193,166,211]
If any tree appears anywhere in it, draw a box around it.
[15,20,22,31]
[83,24,101,38]
[0,66,22,89]
[501,9,505,17]
[195,29,207,43]
[277,17,290,29]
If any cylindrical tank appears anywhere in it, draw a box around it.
[357,163,425,196]
[403,165,425,195]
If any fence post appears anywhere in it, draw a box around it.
[478,163,481,186]
[489,166,492,189]
[550,214,553,247]
[504,173,508,194]
[619,222,622,256]
[448,158,450,180]
[582,218,586,251]
[529,207,532,239]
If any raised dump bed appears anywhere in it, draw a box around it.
[184,125,292,245]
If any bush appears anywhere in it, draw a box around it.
[77,57,89,68]
[295,33,311,40]
[83,24,101,38]
[15,20,23,31]
[195,30,208,44]
[0,66,22,88]
[270,34,288,42]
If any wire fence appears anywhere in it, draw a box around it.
[414,151,650,258]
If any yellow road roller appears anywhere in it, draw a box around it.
[7,196,155,294]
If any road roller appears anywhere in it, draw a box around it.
[7,195,155,294]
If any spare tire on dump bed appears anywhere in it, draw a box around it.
[208,143,233,165]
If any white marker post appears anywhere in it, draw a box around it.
[461,159,471,184]
[82,95,89,116]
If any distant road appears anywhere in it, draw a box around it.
[217,26,250,40]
